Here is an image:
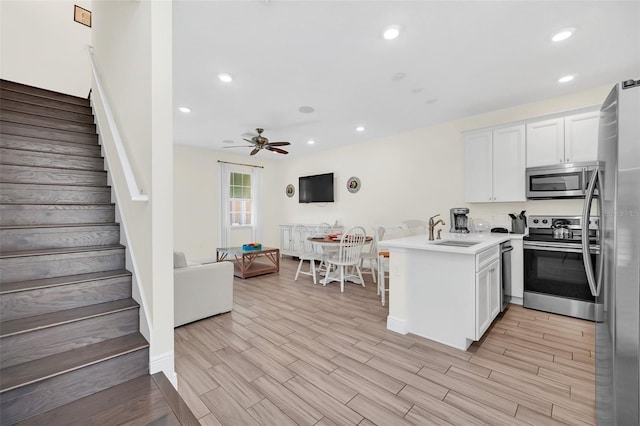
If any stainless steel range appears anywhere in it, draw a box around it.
[523,215,599,320]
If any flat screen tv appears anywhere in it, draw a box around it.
[299,172,334,203]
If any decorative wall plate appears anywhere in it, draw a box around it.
[286,184,295,198]
[346,176,361,193]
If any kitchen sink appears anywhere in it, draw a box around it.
[432,240,481,247]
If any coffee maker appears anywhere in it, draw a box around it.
[450,208,471,233]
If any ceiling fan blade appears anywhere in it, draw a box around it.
[250,148,261,156]
[266,146,288,154]
[223,145,255,148]
[267,141,291,147]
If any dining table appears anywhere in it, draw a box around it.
[307,235,373,285]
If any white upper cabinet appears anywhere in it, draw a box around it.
[526,118,564,167]
[492,125,526,202]
[565,111,600,163]
[464,131,493,203]
[526,110,599,167]
[464,124,526,203]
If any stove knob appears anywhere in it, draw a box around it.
[542,219,548,224]
[533,219,539,224]
[595,219,599,225]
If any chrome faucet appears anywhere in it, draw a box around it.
[428,214,446,241]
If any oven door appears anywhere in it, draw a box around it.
[526,165,594,199]
[524,241,597,303]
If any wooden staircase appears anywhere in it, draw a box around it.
[0,80,194,424]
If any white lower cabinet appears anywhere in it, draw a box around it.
[279,224,342,256]
[475,259,501,339]
[475,248,501,339]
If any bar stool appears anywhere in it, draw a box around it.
[377,250,390,306]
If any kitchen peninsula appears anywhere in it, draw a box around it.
[381,232,524,350]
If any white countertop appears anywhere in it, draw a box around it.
[379,231,527,254]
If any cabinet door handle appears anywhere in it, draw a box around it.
[566,158,570,162]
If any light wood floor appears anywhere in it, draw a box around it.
[175,258,596,426]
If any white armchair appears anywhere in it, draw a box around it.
[174,252,234,327]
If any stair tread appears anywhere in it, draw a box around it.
[0,244,125,258]
[0,333,148,392]
[0,99,94,123]
[0,202,114,206]
[0,269,131,294]
[0,298,139,338]
[0,121,98,145]
[0,110,97,135]
[0,182,110,189]
[12,373,198,426]
[0,162,106,174]
[1,222,118,230]
[1,146,104,161]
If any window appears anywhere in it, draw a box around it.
[229,172,252,226]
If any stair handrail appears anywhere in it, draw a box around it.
[85,45,149,202]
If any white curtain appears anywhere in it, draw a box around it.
[218,162,231,248]
[252,167,262,243]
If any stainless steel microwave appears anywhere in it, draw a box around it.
[526,161,599,199]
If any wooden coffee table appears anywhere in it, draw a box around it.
[216,246,280,279]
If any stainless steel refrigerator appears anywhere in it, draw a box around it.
[582,79,640,425]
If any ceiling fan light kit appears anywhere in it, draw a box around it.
[223,128,291,156]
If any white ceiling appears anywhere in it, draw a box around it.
[173,1,640,159]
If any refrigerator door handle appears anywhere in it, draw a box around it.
[582,167,601,297]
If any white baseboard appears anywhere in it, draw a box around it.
[386,315,408,334]
[150,351,177,388]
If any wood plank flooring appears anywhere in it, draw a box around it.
[175,258,596,426]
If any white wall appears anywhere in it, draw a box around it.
[0,0,92,97]
[276,84,613,234]
[174,85,611,258]
[92,0,175,383]
[174,146,280,260]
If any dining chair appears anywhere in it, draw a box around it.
[403,219,427,236]
[359,227,385,283]
[374,223,407,305]
[316,222,336,274]
[323,226,367,292]
[293,225,323,284]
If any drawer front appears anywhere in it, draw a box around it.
[476,246,499,271]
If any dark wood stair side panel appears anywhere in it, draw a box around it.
[152,372,201,425]
[0,348,148,425]
[0,164,107,186]
[0,275,131,322]
[0,134,102,157]
[0,204,115,226]
[0,248,125,283]
[10,374,184,426]
[0,333,148,392]
[0,183,112,204]
[0,224,120,252]
[0,80,91,108]
[0,148,105,171]
[0,121,98,145]
[0,89,93,115]
[0,110,97,135]
[0,304,139,367]
[0,98,94,124]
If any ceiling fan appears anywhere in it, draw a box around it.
[224,128,290,155]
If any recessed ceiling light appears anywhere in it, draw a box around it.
[217,73,233,83]
[552,28,575,42]
[356,126,365,132]
[383,25,400,40]
[178,106,191,113]
[298,106,315,114]
[558,74,575,83]
[307,140,315,145]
